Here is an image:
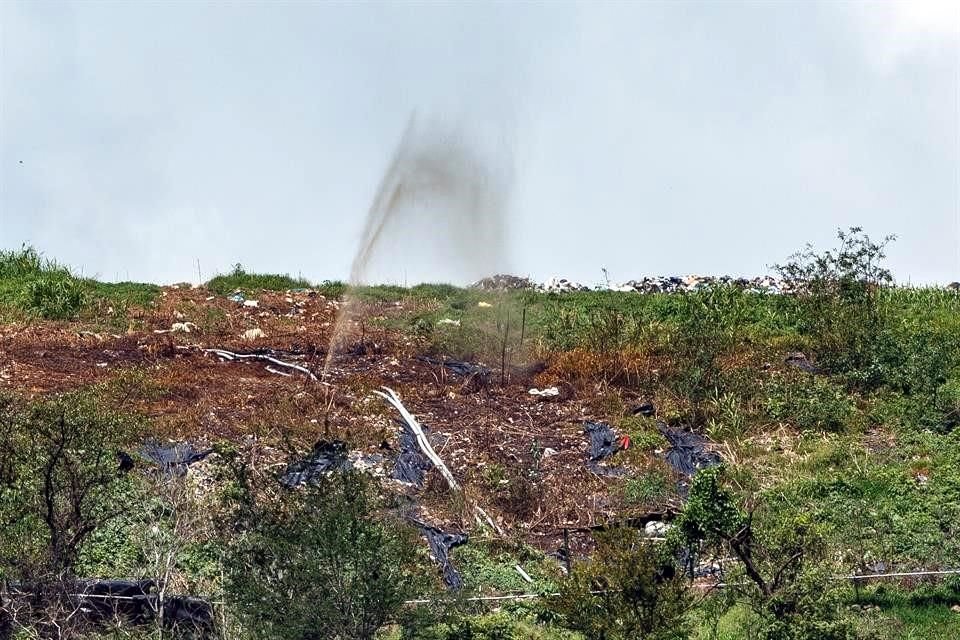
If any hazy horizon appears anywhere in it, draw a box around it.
[2,1,958,286]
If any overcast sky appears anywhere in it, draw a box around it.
[1,1,958,286]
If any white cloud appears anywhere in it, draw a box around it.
[846,0,959,71]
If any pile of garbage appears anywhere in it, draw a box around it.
[471,274,537,291]
[476,274,795,294]
[609,275,791,295]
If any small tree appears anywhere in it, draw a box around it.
[550,527,691,640]
[223,469,422,640]
[0,391,139,636]
[773,227,895,386]
[674,467,854,640]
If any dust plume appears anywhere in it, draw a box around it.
[325,115,514,374]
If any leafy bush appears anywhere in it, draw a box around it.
[773,228,895,387]
[549,527,691,640]
[408,611,580,640]
[224,470,423,640]
[763,375,856,432]
[0,391,142,636]
[674,467,857,640]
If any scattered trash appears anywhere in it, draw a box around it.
[280,440,352,487]
[171,322,197,333]
[478,301,493,308]
[241,328,266,341]
[542,447,558,458]
[139,441,213,477]
[657,424,720,477]
[228,292,245,303]
[243,299,259,308]
[528,386,560,398]
[541,277,590,293]
[514,274,795,295]
[785,352,819,373]
[418,523,469,590]
[644,520,670,537]
[437,318,461,327]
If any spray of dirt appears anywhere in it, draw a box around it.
[324,115,513,376]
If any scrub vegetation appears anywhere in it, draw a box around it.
[1,229,959,639]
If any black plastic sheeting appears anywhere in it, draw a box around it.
[392,421,433,487]
[417,523,469,590]
[657,425,721,476]
[417,356,490,379]
[785,352,819,374]
[584,421,629,478]
[139,442,213,477]
[584,421,624,461]
[631,401,656,417]
[5,580,215,633]
[280,440,352,488]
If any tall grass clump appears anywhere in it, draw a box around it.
[206,263,313,295]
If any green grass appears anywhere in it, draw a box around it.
[206,263,314,295]
[0,245,159,321]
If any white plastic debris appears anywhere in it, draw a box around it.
[170,322,197,333]
[437,318,461,327]
[242,328,266,341]
[243,299,259,308]
[528,387,560,397]
[478,301,493,308]
[644,521,671,537]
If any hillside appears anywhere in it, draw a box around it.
[1,233,959,640]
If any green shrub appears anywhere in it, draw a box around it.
[763,376,856,432]
[773,227,895,388]
[206,263,312,294]
[408,611,581,640]
[22,275,88,319]
[224,470,423,640]
[549,527,691,640]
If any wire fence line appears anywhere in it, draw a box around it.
[4,567,960,608]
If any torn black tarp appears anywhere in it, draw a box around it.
[585,421,628,461]
[785,352,819,374]
[280,440,352,488]
[657,424,720,476]
[392,420,433,487]
[76,579,155,622]
[163,596,214,632]
[417,356,490,380]
[584,421,630,477]
[139,442,213,477]
[418,524,469,590]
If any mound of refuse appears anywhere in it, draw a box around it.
[471,274,537,290]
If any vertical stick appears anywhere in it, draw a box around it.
[500,311,510,387]
[519,305,527,353]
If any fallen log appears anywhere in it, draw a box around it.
[203,348,318,382]
[373,386,459,491]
